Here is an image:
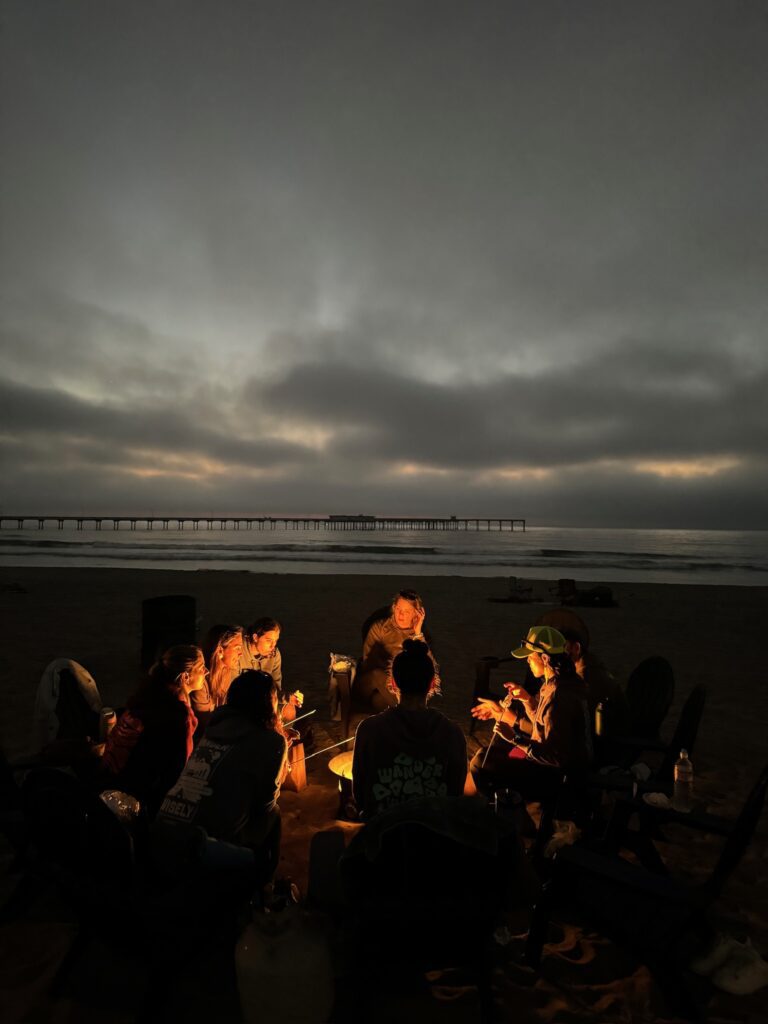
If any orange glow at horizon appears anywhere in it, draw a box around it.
[633,456,740,479]
[121,450,285,483]
[481,466,554,482]
[393,462,454,478]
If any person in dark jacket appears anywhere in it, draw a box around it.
[100,645,203,817]
[355,590,440,713]
[156,669,288,883]
[239,617,304,723]
[470,625,592,801]
[352,639,466,820]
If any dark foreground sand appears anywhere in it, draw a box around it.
[1,567,767,1022]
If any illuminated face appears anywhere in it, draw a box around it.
[393,598,418,630]
[221,635,243,669]
[187,657,208,692]
[527,651,548,679]
[254,629,280,656]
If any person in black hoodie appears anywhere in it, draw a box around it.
[470,625,592,801]
[352,640,467,820]
[156,669,288,883]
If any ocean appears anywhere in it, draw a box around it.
[0,524,766,586]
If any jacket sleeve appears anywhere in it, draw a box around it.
[524,689,586,769]
[362,620,385,662]
[272,649,283,691]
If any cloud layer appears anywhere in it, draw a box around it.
[2,2,767,527]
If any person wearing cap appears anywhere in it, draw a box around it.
[470,624,592,800]
[522,610,630,739]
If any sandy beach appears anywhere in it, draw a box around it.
[2,566,767,1021]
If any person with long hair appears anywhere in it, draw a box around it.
[190,625,244,735]
[239,617,303,722]
[156,669,288,885]
[352,639,466,820]
[355,589,440,713]
[101,644,205,817]
[470,625,592,801]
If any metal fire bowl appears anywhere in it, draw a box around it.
[328,751,356,819]
[328,751,354,780]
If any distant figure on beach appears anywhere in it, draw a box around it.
[352,640,466,819]
[156,669,288,886]
[100,645,203,817]
[190,625,244,734]
[355,589,439,712]
[470,625,592,801]
[239,617,302,722]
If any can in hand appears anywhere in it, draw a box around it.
[100,707,117,741]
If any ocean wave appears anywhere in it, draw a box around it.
[0,537,438,556]
[1,544,765,575]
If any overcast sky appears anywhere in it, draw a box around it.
[2,1,767,528]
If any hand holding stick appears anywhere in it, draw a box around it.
[480,688,517,768]
[291,708,316,724]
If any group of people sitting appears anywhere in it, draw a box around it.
[41,590,627,904]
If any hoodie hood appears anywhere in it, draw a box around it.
[382,706,448,743]
[205,705,265,744]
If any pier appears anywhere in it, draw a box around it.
[0,515,525,532]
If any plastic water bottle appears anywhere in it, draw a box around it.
[672,749,694,812]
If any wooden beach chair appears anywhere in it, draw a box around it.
[524,760,768,1019]
[625,655,676,739]
[588,684,707,812]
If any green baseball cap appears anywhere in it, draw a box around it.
[511,624,567,659]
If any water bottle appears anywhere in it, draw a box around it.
[672,749,694,812]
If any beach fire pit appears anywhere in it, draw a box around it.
[328,751,357,820]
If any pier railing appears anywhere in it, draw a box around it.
[0,515,525,532]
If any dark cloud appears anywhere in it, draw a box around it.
[1,1,767,525]
[0,377,316,471]
[250,341,768,469]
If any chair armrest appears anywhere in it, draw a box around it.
[615,796,734,837]
[555,844,692,905]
